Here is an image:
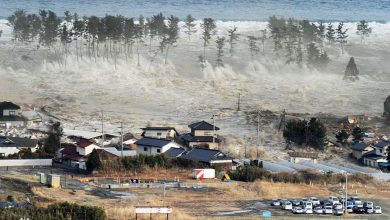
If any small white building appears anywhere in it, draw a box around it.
[75,139,100,156]
[135,137,182,155]
[288,151,319,163]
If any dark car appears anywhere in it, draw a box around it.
[291,200,301,206]
[353,205,365,214]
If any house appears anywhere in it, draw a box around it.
[180,147,233,170]
[62,128,119,146]
[75,139,100,156]
[373,140,390,157]
[0,136,39,157]
[181,121,221,149]
[135,137,182,155]
[141,127,178,140]
[288,151,318,163]
[351,142,375,160]
[363,152,388,167]
[0,102,26,128]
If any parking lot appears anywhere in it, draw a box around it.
[267,195,385,218]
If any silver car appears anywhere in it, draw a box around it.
[366,207,374,214]
[374,206,382,214]
[323,206,333,214]
[314,207,323,214]
[333,208,344,216]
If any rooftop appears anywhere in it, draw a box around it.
[135,137,172,148]
[188,121,220,131]
[76,139,95,148]
[374,140,390,149]
[351,142,372,151]
[164,147,186,158]
[181,133,221,143]
[0,102,20,110]
[180,147,232,163]
[141,127,176,131]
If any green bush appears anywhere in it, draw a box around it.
[0,202,106,220]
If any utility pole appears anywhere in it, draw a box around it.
[257,110,260,148]
[212,114,216,143]
[237,93,241,112]
[120,121,124,158]
[345,172,348,215]
[101,110,104,147]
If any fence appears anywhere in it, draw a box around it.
[0,159,52,167]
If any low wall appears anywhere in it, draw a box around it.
[0,159,52,167]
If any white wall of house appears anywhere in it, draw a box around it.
[137,142,181,155]
[76,144,100,156]
[376,146,389,157]
[193,130,214,137]
[0,147,20,156]
[363,158,387,167]
[3,109,21,116]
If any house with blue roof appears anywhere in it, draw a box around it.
[135,137,183,155]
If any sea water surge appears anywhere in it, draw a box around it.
[0,0,389,21]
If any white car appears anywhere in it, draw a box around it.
[333,208,344,216]
[346,206,353,213]
[323,206,333,214]
[292,207,304,214]
[373,206,382,214]
[310,197,320,206]
[314,207,323,214]
[363,201,374,209]
[304,207,313,214]
[351,196,363,207]
[334,203,343,209]
[283,201,293,210]
[328,196,340,205]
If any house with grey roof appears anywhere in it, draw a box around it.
[351,142,375,160]
[0,101,26,128]
[180,147,233,170]
[135,137,183,155]
[374,140,390,157]
[181,121,221,149]
[0,136,39,157]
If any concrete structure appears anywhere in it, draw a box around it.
[135,137,182,155]
[288,151,318,163]
[0,159,52,167]
[141,127,178,140]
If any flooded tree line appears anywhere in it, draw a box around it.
[6,10,373,71]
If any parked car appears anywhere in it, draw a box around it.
[314,207,323,214]
[373,206,382,214]
[304,207,313,214]
[323,206,333,214]
[310,197,320,206]
[353,205,365,214]
[363,201,374,209]
[283,201,293,210]
[292,207,304,214]
[351,196,363,207]
[346,206,353,213]
[334,203,343,209]
[333,208,344,216]
[271,199,281,206]
[290,199,301,206]
[302,201,313,209]
[280,199,288,206]
[366,206,374,214]
[328,196,340,205]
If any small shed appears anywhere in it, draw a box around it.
[47,174,61,188]
[38,173,46,184]
[288,152,318,163]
